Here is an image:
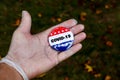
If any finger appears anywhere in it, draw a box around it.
[74,32,86,44]
[17,10,32,33]
[70,24,84,35]
[58,43,82,62]
[45,19,77,35]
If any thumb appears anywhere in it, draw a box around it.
[17,11,32,33]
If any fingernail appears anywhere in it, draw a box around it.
[71,19,78,24]
[22,10,26,17]
[81,32,87,39]
[80,24,85,30]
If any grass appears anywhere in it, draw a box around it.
[0,0,120,80]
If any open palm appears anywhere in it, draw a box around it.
[5,11,86,79]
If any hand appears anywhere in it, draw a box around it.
[5,11,86,79]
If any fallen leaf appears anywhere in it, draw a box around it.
[64,76,69,80]
[85,64,93,72]
[106,41,113,47]
[38,13,42,17]
[96,9,102,14]
[13,19,21,27]
[105,4,111,9]
[36,73,46,78]
[105,75,111,80]
[57,18,62,22]
[80,12,87,21]
[94,73,101,78]
[51,17,56,23]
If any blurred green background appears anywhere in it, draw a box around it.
[0,0,120,80]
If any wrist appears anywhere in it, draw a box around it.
[0,63,23,80]
[5,55,35,79]
[0,58,29,80]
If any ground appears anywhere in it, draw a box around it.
[0,0,120,80]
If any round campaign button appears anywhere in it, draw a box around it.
[48,26,74,51]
